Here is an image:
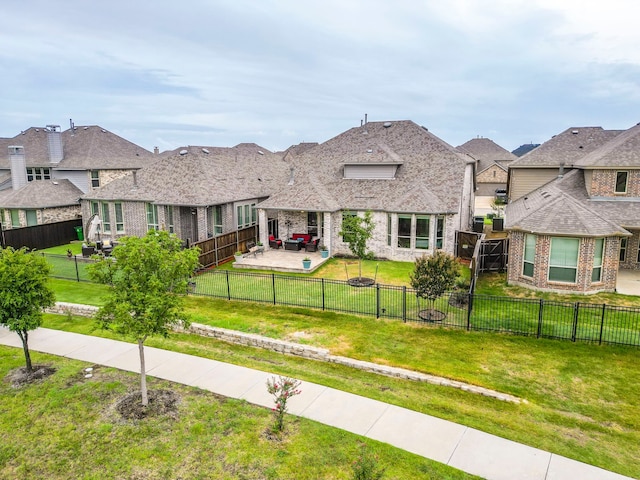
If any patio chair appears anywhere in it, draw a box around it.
[305,237,320,252]
[269,235,283,249]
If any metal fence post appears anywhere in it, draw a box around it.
[376,284,380,318]
[322,278,325,311]
[225,269,231,300]
[466,293,473,331]
[75,256,80,282]
[571,302,579,342]
[272,273,276,305]
[537,298,544,338]
[402,286,406,323]
[598,303,606,345]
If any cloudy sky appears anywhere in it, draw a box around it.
[2,0,639,153]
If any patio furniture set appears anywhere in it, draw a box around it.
[270,234,321,252]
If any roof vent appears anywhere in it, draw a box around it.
[383,122,392,128]
[179,149,188,155]
[84,127,89,130]
[367,149,373,153]
[202,148,210,154]
[257,150,264,155]
[101,129,106,133]
[571,130,579,134]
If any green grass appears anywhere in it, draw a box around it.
[0,348,477,479]
[39,241,84,256]
[40,282,640,478]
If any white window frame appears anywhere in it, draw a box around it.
[397,214,412,248]
[26,167,51,181]
[523,233,536,278]
[591,238,604,283]
[615,171,628,194]
[235,201,257,229]
[25,209,37,226]
[91,170,100,188]
[115,202,125,233]
[548,237,580,283]
[435,215,445,249]
[146,203,159,231]
[165,205,174,234]
[10,209,20,228]
[415,215,430,250]
[101,203,111,234]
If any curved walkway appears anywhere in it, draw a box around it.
[0,327,632,480]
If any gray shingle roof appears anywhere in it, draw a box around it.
[0,125,154,170]
[457,137,517,175]
[505,169,633,236]
[509,127,623,168]
[573,123,640,168]
[0,179,82,208]
[83,143,290,206]
[259,120,472,213]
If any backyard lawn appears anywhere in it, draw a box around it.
[43,278,640,478]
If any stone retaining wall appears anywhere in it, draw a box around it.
[49,302,524,404]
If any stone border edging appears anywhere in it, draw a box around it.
[47,302,525,404]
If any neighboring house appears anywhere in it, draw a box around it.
[257,120,475,261]
[507,127,623,202]
[457,137,517,197]
[505,123,640,294]
[0,124,154,229]
[81,144,290,243]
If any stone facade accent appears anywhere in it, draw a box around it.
[507,231,619,294]
[0,205,80,229]
[47,302,523,404]
[91,169,132,190]
[477,165,507,184]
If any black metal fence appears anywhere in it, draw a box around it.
[45,255,640,348]
[191,270,640,348]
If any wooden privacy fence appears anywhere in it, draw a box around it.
[1,219,82,250]
[192,225,258,268]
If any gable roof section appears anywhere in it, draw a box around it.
[259,120,471,213]
[573,123,640,169]
[0,179,82,208]
[457,138,517,176]
[506,169,630,236]
[509,127,623,168]
[83,144,290,206]
[0,125,154,170]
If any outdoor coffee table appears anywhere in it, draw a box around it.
[284,240,302,251]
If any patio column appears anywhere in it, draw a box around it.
[323,211,332,253]
[258,208,268,248]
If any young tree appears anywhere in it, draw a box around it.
[339,210,375,280]
[88,230,200,406]
[410,251,460,320]
[0,247,55,371]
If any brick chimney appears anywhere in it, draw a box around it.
[9,146,27,190]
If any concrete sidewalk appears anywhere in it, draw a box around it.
[0,327,632,480]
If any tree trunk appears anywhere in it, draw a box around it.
[138,338,148,407]
[17,330,32,372]
[358,259,362,280]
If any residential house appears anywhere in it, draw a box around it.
[81,144,290,243]
[511,143,540,157]
[507,127,623,202]
[0,124,154,229]
[257,120,475,260]
[505,123,640,294]
[457,137,517,197]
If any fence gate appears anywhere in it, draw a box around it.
[456,230,482,260]
[478,238,508,272]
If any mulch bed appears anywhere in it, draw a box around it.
[115,389,180,420]
[347,277,376,287]
[418,309,446,322]
[6,365,56,388]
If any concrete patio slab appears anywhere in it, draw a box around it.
[299,387,390,436]
[366,404,468,464]
[233,248,328,273]
[615,269,640,296]
[449,428,551,480]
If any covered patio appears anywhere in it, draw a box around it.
[232,248,329,274]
